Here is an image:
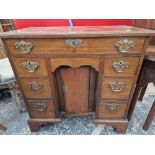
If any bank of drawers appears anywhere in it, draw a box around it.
[10,54,55,119]
[99,56,140,119]
[7,37,142,120]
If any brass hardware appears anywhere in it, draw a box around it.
[109,81,125,92]
[63,85,68,92]
[106,103,120,111]
[115,39,135,53]
[65,39,82,48]
[15,40,34,54]
[34,103,47,112]
[112,60,129,73]
[21,61,39,72]
[28,82,44,91]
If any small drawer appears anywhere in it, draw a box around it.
[50,58,100,72]
[104,56,140,76]
[20,79,52,99]
[6,37,144,55]
[27,100,55,119]
[101,78,134,100]
[99,100,127,119]
[12,58,48,78]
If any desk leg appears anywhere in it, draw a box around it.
[143,100,155,131]
[93,119,128,134]
[138,85,147,101]
[27,118,61,132]
[128,85,141,121]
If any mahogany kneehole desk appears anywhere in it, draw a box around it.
[1,26,155,133]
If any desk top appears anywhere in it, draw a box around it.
[1,26,155,38]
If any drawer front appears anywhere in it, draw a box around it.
[6,37,144,55]
[99,100,127,119]
[101,79,134,99]
[50,58,100,72]
[104,56,140,76]
[27,100,55,119]
[12,58,48,78]
[20,79,52,99]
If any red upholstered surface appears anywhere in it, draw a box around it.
[72,19,133,26]
[13,19,69,29]
[13,19,134,29]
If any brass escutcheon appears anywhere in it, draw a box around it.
[28,82,44,91]
[112,60,129,73]
[34,103,47,112]
[15,40,34,54]
[115,39,135,53]
[109,81,125,92]
[106,103,120,111]
[65,39,82,48]
[21,61,39,72]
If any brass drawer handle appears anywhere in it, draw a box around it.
[112,60,129,73]
[65,39,82,48]
[106,103,120,111]
[115,39,135,53]
[15,40,34,54]
[28,82,44,91]
[34,103,47,112]
[21,61,39,72]
[109,81,125,92]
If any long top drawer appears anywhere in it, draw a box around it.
[6,37,145,55]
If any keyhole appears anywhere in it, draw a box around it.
[63,85,68,92]
[72,40,76,47]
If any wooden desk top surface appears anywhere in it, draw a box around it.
[1,26,155,38]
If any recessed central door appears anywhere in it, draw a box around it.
[61,67,90,114]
